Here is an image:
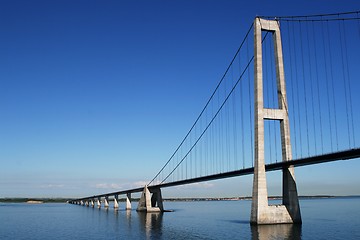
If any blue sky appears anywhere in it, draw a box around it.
[1,0,359,198]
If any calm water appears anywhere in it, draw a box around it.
[1,198,359,239]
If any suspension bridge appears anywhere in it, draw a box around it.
[69,12,360,225]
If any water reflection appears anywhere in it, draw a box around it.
[87,204,302,239]
[251,224,302,240]
[137,212,163,239]
[125,210,133,232]
[126,210,131,221]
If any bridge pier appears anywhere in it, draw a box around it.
[137,186,163,212]
[96,198,101,208]
[104,196,109,208]
[251,17,301,225]
[126,193,132,210]
[114,195,119,209]
[90,199,94,207]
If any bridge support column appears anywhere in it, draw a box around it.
[114,195,119,209]
[85,200,89,207]
[80,200,84,206]
[96,198,101,208]
[136,186,163,212]
[90,199,94,207]
[126,193,132,210]
[104,197,109,208]
[251,17,301,225]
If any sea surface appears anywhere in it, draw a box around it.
[1,197,359,239]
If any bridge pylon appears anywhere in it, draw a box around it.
[251,17,301,224]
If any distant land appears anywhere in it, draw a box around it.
[0,196,359,203]
[0,198,71,203]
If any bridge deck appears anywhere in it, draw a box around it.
[73,148,360,201]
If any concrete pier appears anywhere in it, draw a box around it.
[136,186,163,212]
[126,193,132,210]
[114,195,119,209]
[90,199,94,207]
[96,198,101,208]
[104,197,109,208]
[251,17,301,225]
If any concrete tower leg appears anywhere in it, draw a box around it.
[251,17,301,225]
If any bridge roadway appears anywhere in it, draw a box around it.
[73,148,360,202]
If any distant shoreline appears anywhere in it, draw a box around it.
[26,200,44,204]
[0,195,359,203]
[0,198,70,203]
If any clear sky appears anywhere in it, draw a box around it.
[1,0,360,198]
